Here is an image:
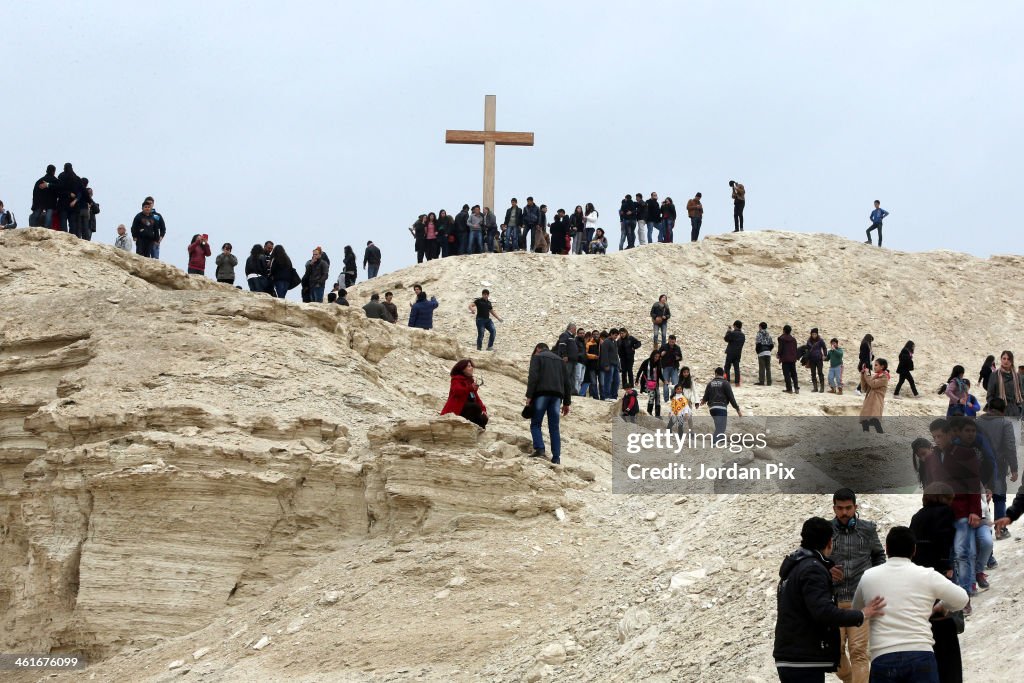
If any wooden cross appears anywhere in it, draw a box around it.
[445,95,534,213]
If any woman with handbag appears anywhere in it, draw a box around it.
[343,245,358,287]
[637,350,663,417]
[860,358,890,432]
[441,359,488,429]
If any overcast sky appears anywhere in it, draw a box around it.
[2,1,1021,283]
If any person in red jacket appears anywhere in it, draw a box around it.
[187,234,212,275]
[440,359,488,428]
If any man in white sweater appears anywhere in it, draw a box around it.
[853,526,969,681]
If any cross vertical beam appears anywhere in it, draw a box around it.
[446,95,534,214]
[483,95,496,214]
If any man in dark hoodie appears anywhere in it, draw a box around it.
[699,367,742,438]
[774,517,886,683]
[777,324,800,394]
[723,320,746,386]
[31,164,59,228]
[526,342,573,465]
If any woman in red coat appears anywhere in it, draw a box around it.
[441,359,488,428]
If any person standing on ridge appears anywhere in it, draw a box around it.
[215,243,237,284]
[469,289,502,351]
[729,180,746,232]
[142,197,167,258]
[830,488,886,683]
[865,200,889,247]
[363,240,382,279]
[504,198,523,252]
[686,192,703,242]
[635,192,648,246]
[645,192,662,243]
[526,342,573,465]
[619,194,637,250]
[773,516,886,683]
[724,320,746,386]
[30,164,58,228]
[523,196,542,251]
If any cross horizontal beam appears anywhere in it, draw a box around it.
[445,130,535,146]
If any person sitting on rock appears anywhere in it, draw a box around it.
[441,359,488,428]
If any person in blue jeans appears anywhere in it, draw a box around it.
[363,240,382,279]
[659,335,683,402]
[599,329,621,401]
[469,289,502,350]
[865,200,889,247]
[699,368,742,437]
[526,342,573,465]
[852,525,968,683]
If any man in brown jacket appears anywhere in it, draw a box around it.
[686,193,703,242]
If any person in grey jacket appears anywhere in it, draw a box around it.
[526,342,573,465]
[215,243,238,284]
[599,329,622,402]
[114,224,133,251]
[977,398,1020,537]
[829,488,886,683]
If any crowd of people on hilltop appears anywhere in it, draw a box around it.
[406,181,751,260]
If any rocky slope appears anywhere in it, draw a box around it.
[1,228,1021,682]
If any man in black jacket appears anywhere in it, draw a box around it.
[556,323,580,393]
[618,194,637,250]
[658,334,683,403]
[453,205,470,256]
[774,517,886,683]
[523,196,541,251]
[526,342,573,465]
[995,482,1024,534]
[646,192,662,243]
[31,164,58,228]
[699,368,742,438]
[617,327,642,388]
[724,320,746,386]
[364,240,382,278]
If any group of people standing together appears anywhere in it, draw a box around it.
[408,181,748,261]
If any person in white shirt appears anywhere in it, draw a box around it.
[852,526,969,682]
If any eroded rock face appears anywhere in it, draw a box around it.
[0,230,571,659]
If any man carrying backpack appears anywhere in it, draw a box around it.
[755,322,774,386]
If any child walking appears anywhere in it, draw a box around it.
[826,338,845,394]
